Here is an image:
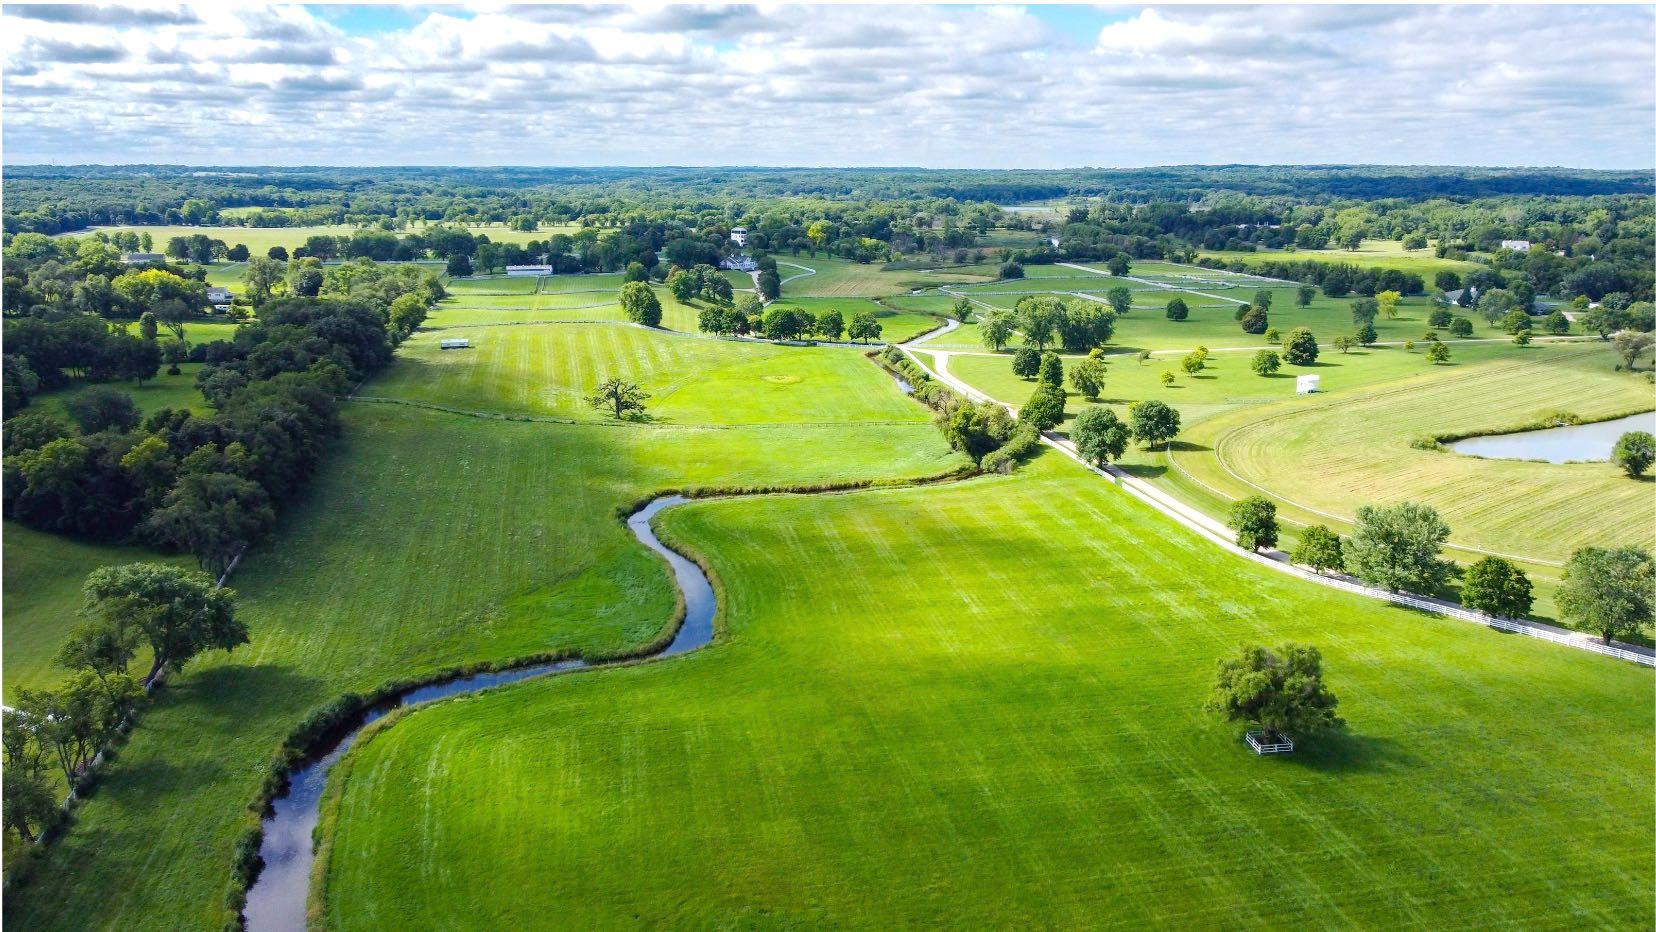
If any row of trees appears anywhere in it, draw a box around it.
[978,296,1117,354]
[1225,498,1654,644]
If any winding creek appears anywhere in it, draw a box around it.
[242,495,715,931]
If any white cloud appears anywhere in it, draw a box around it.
[2,3,1652,168]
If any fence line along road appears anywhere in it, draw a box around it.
[896,336,1655,669]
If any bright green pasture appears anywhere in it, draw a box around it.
[318,454,1654,929]
[2,524,190,698]
[1202,240,1483,278]
[65,223,581,254]
[372,324,926,425]
[762,297,945,343]
[446,276,540,295]
[4,336,967,930]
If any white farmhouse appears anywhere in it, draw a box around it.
[730,227,749,247]
[1500,239,1532,253]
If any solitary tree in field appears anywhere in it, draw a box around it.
[1159,370,1175,387]
[1460,557,1534,618]
[1011,347,1041,380]
[1613,330,1654,370]
[1556,546,1654,644]
[1240,307,1268,335]
[82,563,244,687]
[1343,501,1453,594]
[1296,284,1316,307]
[952,297,973,323]
[1332,336,1354,354]
[1018,383,1067,432]
[1164,297,1189,321]
[1128,399,1181,450]
[1376,290,1402,319]
[1181,350,1206,376]
[1291,525,1343,574]
[1425,340,1451,364]
[978,309,1015,351]
[1137,349,1152,365]
[1107,254,1130,276]
[1281,327,1318,365]
[1206,643,1343,742]
[1228,495,1279,551]
[618,281,662,327]
[587,377,651,420]
[1448,317,1473,338]
[1612,431,1655,478]
[1251,350,1280,376]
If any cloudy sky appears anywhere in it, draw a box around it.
[4,3,1654,168]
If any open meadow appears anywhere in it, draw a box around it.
[1201,240,1484,278]
[316,453,1654,929]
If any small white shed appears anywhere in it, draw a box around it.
[439,338,471,350]
[1296,374,1320,394]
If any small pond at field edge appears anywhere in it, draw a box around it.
[1446,411,1656,464]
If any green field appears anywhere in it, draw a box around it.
[777,255,995,298]
[371,323,930,425]
[62,223,583,255]
[2,319,969,930]
[1201,240,1485,278]
[317,453,1654,928]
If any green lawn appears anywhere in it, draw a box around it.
[33,362,213,421]
[62,223,582,255]
[1202,240,1484,278]
[371,323,927,425]
[2,323,969,930]
[317,453,1654,929]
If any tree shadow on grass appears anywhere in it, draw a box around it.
[1117,462,1167,479]
[163,662,317,722]
[1166,439,1212,453]
[1277,731,1418,775]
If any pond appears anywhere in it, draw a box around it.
[1446,411,1656,464]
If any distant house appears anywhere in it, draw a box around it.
[1500,240,1532,253]
[206,287,233,310]
[121,252,165,266]
[505,264,557,276]
[719,256,758,272]
[439,338,471,350]
[730,227,749,247]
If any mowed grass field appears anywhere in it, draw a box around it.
[317,454,1654,929]
[1185,344,1655,565]
[1201,240,1484,278]
[3,320,969,929]
[777,255,995,298]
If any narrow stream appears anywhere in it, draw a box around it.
[241,494,714,931]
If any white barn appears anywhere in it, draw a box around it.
[1499,240,1532,253]
[439,338,471,350]
[505,265,557,276]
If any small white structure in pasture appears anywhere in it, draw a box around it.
[505,265,556,276]
[1500,239,1532,253]
[1296,374,1320,394]
[730,227,749,247]
[439,338,471,350]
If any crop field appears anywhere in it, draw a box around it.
[4,319,968,929]
[371,323,926,425]
[316,454,1654,929]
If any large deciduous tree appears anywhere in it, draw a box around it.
[587,377,651,420]
[82,562,244,686]
[1291,525,1343,574]
[1556,546,1654,644]
[618,281,663,328]
[1128,399,1181,450]
[1343,501,1454,594]
[1205,643,1343,742]
[1459,557,1534,618]
[1071,406,1129,466]
[1227,495,1278,551]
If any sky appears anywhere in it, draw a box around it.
[3,3,1654,169]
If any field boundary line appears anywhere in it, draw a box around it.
[898,341,1650,667]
